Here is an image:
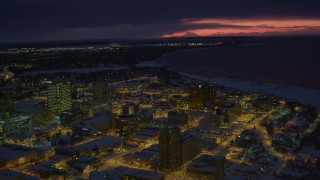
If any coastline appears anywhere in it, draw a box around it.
[138,58,320,109]
[137,57,320,109]
[178,71,320,109]
[18,45,320,109]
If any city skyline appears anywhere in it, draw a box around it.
[0,1,319,179]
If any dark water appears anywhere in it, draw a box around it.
[155,37,320,108]
[157,37,320,89]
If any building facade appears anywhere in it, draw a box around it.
[159,123,183,171]
[92,81,110,105]
[0,115,33,142]
[189,83,216,109]
[116,115,136,140]
[0,87,14,119]
[47,81,72,114]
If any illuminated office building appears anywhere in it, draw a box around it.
[0,115,33,142]
[159,122,183,171]
[47,81,72,114]
[116,115,136,140]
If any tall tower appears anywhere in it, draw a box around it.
[47,81,72,114]
[0,86,14,119]
[92,81,109,105]
[188,82,216,109]
[159,122,183,171]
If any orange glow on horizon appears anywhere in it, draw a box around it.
[163,17,320,38]
[183,18,320,27]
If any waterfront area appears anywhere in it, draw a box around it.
[2,0,320,179]
[1,66,319,179]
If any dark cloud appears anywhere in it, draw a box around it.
[1,0,320,42]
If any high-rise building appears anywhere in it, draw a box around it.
[92,81,109,105]
[159,122,183,171]
[116,115,136,140]
[47,81,72,114]
[188,82,216,109]
[0,87,14,119]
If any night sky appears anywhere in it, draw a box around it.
[1,0,320,42]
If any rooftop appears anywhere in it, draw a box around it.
[0,145,36,161]
[187,154,226,174]
[221,102,236,109]
[0,115,32,124]
[0,169,38,180]
[181,131,199,141]
[68,135,123,151]
[14,99,47,112]
[82,113,113,124]
[61,108,82,115]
